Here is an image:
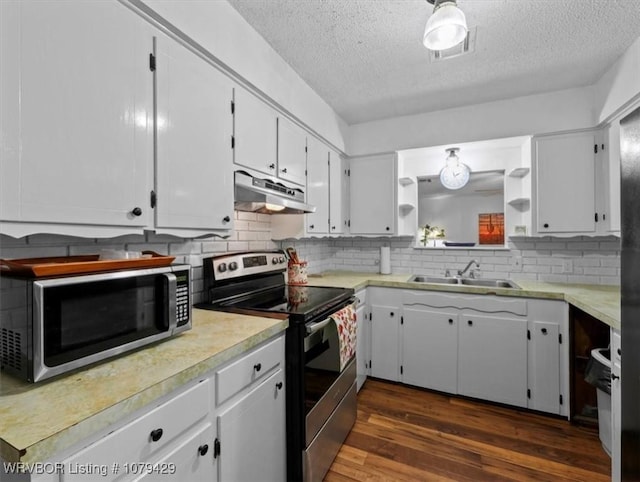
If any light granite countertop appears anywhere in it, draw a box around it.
[306,271,621,330]
[0,309,288,464]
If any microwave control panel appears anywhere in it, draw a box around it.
[175,270,190,326]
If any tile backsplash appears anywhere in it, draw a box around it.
[0,212,277,305]
[0,214,620,306]
[280,235,621,286]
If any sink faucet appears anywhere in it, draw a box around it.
[458,259,480,277]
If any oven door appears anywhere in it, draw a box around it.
[31,267,190,381]
[303,305,357,446]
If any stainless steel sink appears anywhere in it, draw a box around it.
[459,278,520,289]
[409,275,520,289]
[409,275,459,284]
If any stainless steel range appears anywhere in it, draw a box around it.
[197,250,356,482]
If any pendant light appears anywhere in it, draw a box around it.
[439,147,470,190]
[423,0,468,51]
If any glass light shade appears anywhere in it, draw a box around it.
[423,2,468,51]
[445,150,460,169]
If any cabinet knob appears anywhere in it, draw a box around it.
[617,348,621,356]
[131,207,142,217]
[541,328,548,335]
[467,320,473,326]
[385,226,390,231]
[309,224,314,229]
[269,163,276,169]
[150,428,163,442]
[254,363,262,372]
[611,373,620,381]
[448,318,453,324]
[543,223,549,228]
[223,215,231,223]
[281,167,288,173]
[198,444,209,456]
[331,226,336,230]
[390,312,394,317]
[276,381,283,390]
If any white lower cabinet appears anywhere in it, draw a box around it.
[60,379,212,482]
[368,288,568,415]
[21,334,287,482]
[611,328,621,481]
[369,288,402,382]
[216,370,285,482]
[355,289,369,391]
[136,423,215,482]
[402,307,457,394]
[458,313,528,407]
[214,335,286,482]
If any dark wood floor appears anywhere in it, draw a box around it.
[325,379,610,481]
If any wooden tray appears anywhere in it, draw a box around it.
[0,251,175,278]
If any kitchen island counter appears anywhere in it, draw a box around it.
[0,310,287,464]
[307,271,620,329]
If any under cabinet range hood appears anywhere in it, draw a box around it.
[234,171,316,214]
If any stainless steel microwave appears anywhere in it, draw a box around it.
[0,265,191,382]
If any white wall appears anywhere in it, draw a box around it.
[138,0,348,151]
[593,36,640,124]
[346,86,594,156]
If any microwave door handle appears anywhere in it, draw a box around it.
[164,273,178,331]
[305,317,332,336]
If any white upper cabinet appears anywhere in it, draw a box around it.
[329,150,348,234]
[0,0,153,230]
[305,136,330,234]
[349,154,396,235]
[155,34,234,231]
[232,87,278,177]
[277,116,307,186]
[534,131,597,234]
[602,121,621,234]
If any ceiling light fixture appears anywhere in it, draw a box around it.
[439,147,470,190]
[423,0,468,51]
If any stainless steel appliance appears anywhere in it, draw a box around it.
[620,106,640,479]
[0,265,191,382]
[234,170,316,214]
[198,250,356,482]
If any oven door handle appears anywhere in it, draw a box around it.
[305,317,332,336]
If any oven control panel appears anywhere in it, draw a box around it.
[203,251,288,282]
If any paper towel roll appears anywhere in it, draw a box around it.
[380,246,391,274]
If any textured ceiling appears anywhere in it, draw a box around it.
[227,0,640,125]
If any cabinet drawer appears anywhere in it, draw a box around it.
[216,336,284,406]
[61,380,209,480]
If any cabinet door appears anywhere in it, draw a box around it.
[329,151,348,234]
[1,0,152,227]
[458,314,528,407]
[217,370,285,482]
[611,328,621,481]
[535,132,596,234]
[370,304,400,381]
[277,117,307,186]
[155,35,233,231]
[604,122,621,233]
[349,155,396,234]
[402,308,458,394]
[528,321,561,414]
[306,136,329,234]
[136,424,216,482]
[233,88,277,177]
[355,301,369,391]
